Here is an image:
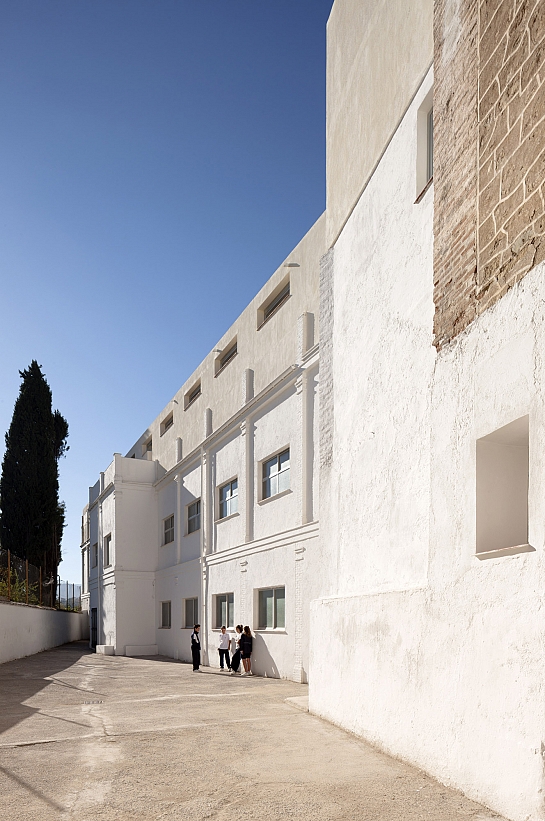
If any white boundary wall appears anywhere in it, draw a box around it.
[0,601,89,664]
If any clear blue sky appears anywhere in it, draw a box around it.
[0,0,334,581]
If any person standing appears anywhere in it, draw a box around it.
[218,626,231,670]
[230,625,243,675]
[191,624,201,671]
[240,625,253,676]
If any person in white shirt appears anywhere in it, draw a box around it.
[218,626,231,670]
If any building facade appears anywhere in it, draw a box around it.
[310,2,545,821]
[82,0,545,818]
[81,216,325,681]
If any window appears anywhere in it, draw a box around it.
[265,282,290,320]
[161,601,171,629]
[187,500,201,534]
[262,449,290,499]
[257,278,291,328]
[184,597,198,628]
[163,515,174,545]
[161,413,174,436]
[104,534,112,567]
[219,479,238,519]
[215,340,237,375]
[258,587,285,630]
[92,543,98,568]
[215,593,234,628]
[416,87,434,199]
[476,416,533,558]
[427,107,434,183]
[184,381,201,410]
[142,437,152,456]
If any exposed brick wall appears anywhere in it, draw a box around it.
[433,0,545,348]
[477,0,545,311]
[433,0,479,349]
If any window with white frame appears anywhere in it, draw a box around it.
[184,597,198,628]
[262,449,290,499]
[103,534,112,567]
[187,500,201,534]
[258,587,285,630]
[214,593,234,628]
[161,601,171,628]
[92,543,98,568]
[163,514,174,545]
[219,479,238,519]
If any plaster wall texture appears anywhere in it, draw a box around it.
[0,602,88,664]
[310,60,545,820]
[325,0,433,247]
[125,214,325,471]
[253,386,300,540]
[205,527,319,680]
[155,557,200,662]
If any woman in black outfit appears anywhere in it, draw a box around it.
[230,625,243,675]
[240,625,253,676]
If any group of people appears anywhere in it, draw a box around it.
[190,624,253,675]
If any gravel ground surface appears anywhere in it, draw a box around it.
[0,642,506,821]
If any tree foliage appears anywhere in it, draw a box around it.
[0,361,69,573]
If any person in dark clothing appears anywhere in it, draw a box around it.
[230,624,243,675]
[240,625,253,676]
[191,624,201,671]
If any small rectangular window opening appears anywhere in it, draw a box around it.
[184,381,202,410]
[215,593,234,628]
[416,87,434,200]
[219,479,238,519]
[161,413,174,436]
[187,500,201,534]
[258,587,285,630]
[184,597,198,628]
[262,448,290,499]
[476,415,534,558]
[427,107,434,183]
[161,601,171,629]
[92,543,98,568]
[104,534,112,567]
[215,341,237,375]
[258,277,290,328]
[163,514,175,545]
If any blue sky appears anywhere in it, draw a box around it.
[0,0,334,580]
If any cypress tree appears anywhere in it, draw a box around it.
[0,361,69,575]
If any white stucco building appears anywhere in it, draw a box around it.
[82,0,545,818]
[82,216,325,681]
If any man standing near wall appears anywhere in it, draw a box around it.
[191,624,201,671]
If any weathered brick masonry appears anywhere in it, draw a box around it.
[433,0,479,349]
[433,0,545,349]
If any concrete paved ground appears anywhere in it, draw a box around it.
[0,642,505,821]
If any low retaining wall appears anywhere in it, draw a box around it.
[0,600,89,664]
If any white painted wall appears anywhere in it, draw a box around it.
[311,58,545,821]
[0,602,88,664]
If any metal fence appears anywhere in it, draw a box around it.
[0,548,81,610]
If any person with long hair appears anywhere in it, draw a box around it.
[240,625,253,676]
[230,624,243,675]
